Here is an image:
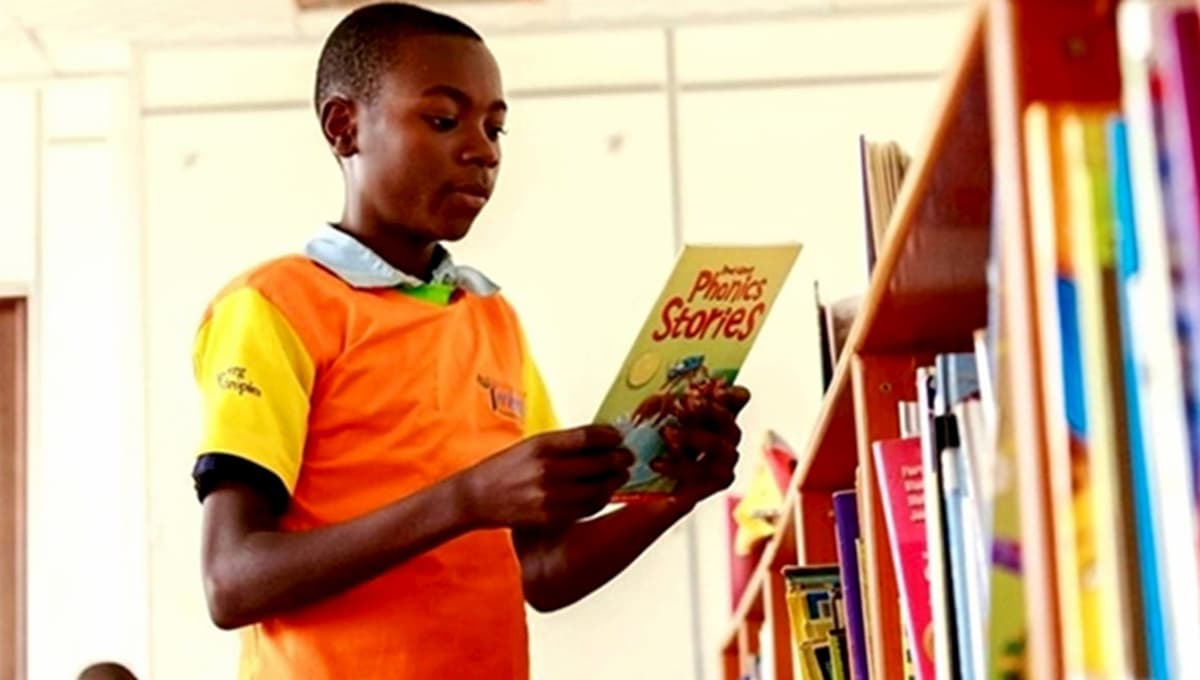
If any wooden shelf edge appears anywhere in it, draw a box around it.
[719,0,989,650]
[721,487,797,650]
[795,2,987,491]
[852,0,987,354]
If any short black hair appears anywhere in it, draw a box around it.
[78,662,138,680]
[314,2,482,113]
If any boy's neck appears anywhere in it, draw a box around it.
[336,221,441,282]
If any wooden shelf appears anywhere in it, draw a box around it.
[719,2,1136,678]
[719,3,991,676]
[801,1,991,493]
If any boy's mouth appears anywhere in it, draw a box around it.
[445,182,491,211]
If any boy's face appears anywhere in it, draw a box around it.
[341,35,506,243]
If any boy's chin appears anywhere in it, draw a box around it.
[434,217,476,242]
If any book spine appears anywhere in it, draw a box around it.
[1118,4,1200,673]
[1160,4,1200,544]
[833,490,870,680]
[1110,114,1171,680]
[872,437,934,680]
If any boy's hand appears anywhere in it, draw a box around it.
[458,425,633,530]
[652,384,751,507]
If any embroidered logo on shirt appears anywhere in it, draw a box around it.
[217,366,262,397]
[477,375,524,422]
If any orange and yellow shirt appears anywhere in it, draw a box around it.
[191,225,556,679]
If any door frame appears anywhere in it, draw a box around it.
[0,296,27,680]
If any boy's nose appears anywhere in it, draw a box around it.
[460,132,500,168]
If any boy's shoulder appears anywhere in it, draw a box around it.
[209,255,349,306]
[203,254,352,330]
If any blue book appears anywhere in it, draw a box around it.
[1109,115,1169,680]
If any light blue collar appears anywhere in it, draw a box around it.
[303,224,500,296]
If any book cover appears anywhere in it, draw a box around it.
[1064,107,1148,677]
[816,282,835,390]
[1159,5,1200,518]
[1110,114,1171,680]
[833,490,870,680]
[782,564,841,629]
[872,437,934,680]
[1023,103,1090,676]
[953,399,990,680]
[860,134,878,274]
[916,364,957,679]
[1118,3,1200,674]
[932,353,977,680]
[594,243,800,499]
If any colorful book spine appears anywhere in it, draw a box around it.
[1064,107,1146,677]
[1118,3,1200,673]
[1023,103,1090,676]
[833,490,870,680]
[915,366,954,679]
[935,352,980,679]
[1110,114,1171,680]
[1159,4,1200,534]
[872,437,934,680]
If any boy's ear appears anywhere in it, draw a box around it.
[320,96,358,158]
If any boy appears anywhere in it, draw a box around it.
[192,3,749,678]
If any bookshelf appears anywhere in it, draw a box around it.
[719,1,1139,678]
[721,5,989,676]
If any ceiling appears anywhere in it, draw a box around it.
[0,0,942,78]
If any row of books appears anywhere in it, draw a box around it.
[776,346,993,680]
[999,2,1200,678]
[787,3,1200,679]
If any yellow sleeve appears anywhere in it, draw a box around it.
[193,287,316,494]
[521,347,559,437]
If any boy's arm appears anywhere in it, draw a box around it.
[515,385,748,612]
[203,475,473,629]
[201,426,630,629]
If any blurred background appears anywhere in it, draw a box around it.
[0,0,971,678]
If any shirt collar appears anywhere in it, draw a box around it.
[303,224,500,296]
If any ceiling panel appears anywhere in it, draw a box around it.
[6,0,298,42]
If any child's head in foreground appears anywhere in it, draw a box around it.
[77,662,138,680]
[315,2,506,246]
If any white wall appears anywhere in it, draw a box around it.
[6,2,971,679]
[0,79,151,679]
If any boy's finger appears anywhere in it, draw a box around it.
[718,385,751,414]
[683,430,738,463]
[547,449,634,480]
[537,425,623,454]
[675,405,742,446]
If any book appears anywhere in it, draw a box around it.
[1063,106,1147,677]
[593,243,801,500]
[781,564,845,680]
[1110,114,1171,680]
[1158,4,1200,520]
[1118,3,1200,673]
[833,490,870,680]
[1023,103,1092,677]
[859,135,913,273]
[872,436,934,680]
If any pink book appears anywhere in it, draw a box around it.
[873,437,935,680]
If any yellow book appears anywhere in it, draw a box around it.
[1062,108,1146,677]
[594,243,800,501]
[1023,103,1087,676]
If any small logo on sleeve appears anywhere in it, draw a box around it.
[477,375,524,422]
[216,366,262,397]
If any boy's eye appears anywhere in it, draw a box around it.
[487,125,507,141]
[424,116,457,132]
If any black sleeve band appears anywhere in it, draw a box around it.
[193,453,290,515]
